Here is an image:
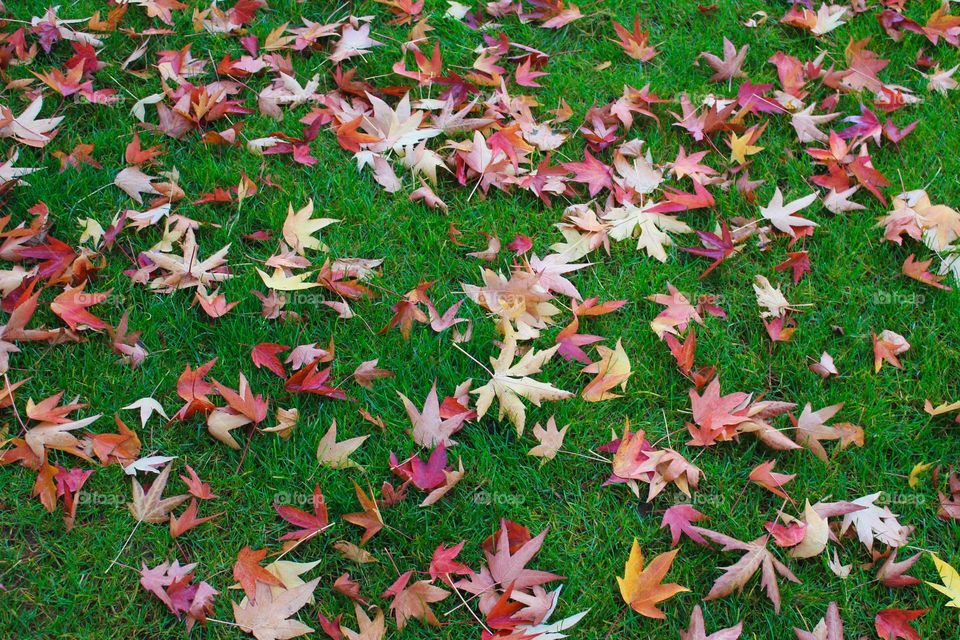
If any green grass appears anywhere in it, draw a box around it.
[1,0,959,638]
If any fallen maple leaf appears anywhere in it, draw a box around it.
[114,166,160,204]
[794,601,845,640]
[840,492,913,551]
[180,464,216,500]
[316,420,368,469]
[127,463,188,524]
[902,254,951,290]
[681,604,742,639]
[50,284,111,331]
[612,15,658,62]
[343,481,384,545]
[563,149,613,197]
[791,104,840,144]
[90,416,140,467]
[617,539,688,619]
[528,416,568,463]
[791,402,863,461]
[873,330,911,372]
[233,546,283,602]
[749,460,796,502]
[282,199,338,255]
[760,189,819,237]
[581,339,632,402]
[251,343,289,378]
[169,499,223,538]
[661,504,709,548]
[728,126,764,165]
[925,553,960,608]
[809,352,839,379]
[877,549,921,588]
[454,519,561,616]
[681,222,739,278]
[473,338,572,435]
[874,608,926,640]
[352,359,393,388]
[429,542,474,585]
[789,500,829,559]
[172,358,217,420]
[256,267,320,292]
[274,484,329,542]
[124,455,176,476]
[700,530,799,613]
[699,37,748,82]
[398,381,470,447]
[0,97,64,147]
[685,377,751,446]
[334,541,378,565]
[233,577,320,640]
[123,397,169,427]
[340,603,386,639]
[265,560,322,601]
[381,571,449,629]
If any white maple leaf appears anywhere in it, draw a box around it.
[0,150,39,187]
[130,93,165,122]
[753,275,791,319]
[122,397,169,428]
[790,103,839,144]
[24,413,102,458]
[473,338,572,435]
[823,186,865,214]
[925,64,959,95]
[114,167,161,204]
[840,492,913,551]
[760,188,819,236]
[0,97,64,148]
[528,253,589,300]
[361,93,440,153]
[329,22,382,63]
[517,586,588,639]
[612,150,663,195]
[123,455,177,476]
[603,203,692,262]
[259,73,320,117]
[811,4,847,36]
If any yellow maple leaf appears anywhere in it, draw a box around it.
[282,199,339,255]
[581,338,632,402]
[728,130,763,165]
[926,553,960,608]
[256,267,320,291]
[617,539,688,619]
[908,461,934,488]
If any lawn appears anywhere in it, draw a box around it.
[1,0,959,638]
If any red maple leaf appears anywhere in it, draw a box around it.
[681,222,737,278]
[274,484,330,541]
[563,150,613,197]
